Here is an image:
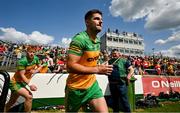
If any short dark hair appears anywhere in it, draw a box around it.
[84,9,102,20]
[112,49,118,53]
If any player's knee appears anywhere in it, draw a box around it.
[25,95,33,101]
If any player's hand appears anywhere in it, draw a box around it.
[30,69,38,74]
[29,84,37,91]
[97,64,113,75]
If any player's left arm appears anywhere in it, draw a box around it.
[32,57,44,74]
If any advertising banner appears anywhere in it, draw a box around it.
[142,76,180,96]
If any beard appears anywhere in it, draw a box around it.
[92,26,102,34]
[95,29,101,33]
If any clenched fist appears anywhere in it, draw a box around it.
[97,64,113,75]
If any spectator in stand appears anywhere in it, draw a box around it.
[141,58,149,70]
[44,51,54,72]
[0,44,7,54]
[0,44,7,65]
[14,46,23,60]
[52,56,65,73]
[0,44,8,66]
[98,51,109,65]
[98,52,104,64]
[37,55,49,73]
[155,62,161,75]
[132,59,140,75]
[102,52,109,65]
[134,57,144,75]
[161,59,168,75]
[149,57,154,69]
[167,62,175,75]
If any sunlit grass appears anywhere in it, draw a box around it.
[136,101,180,112]
[32,101,180,113]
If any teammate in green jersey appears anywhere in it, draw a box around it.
[5,46,44,112]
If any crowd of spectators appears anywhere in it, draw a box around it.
[0,40,180,76]
[0,41,67,73]
[99,51,180,76]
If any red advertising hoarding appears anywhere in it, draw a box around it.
[142,76,180,96]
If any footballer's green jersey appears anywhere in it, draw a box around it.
[67,31,100,89]
[11,56,40,83]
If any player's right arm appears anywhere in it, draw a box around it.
[16,58,30,84]
[67,53,112,75]
[19,69,30,84]
[67,35,112,75]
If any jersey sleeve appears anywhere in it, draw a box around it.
[16,58,27,70]
[68,35,85,56]
[34,56,40,65]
